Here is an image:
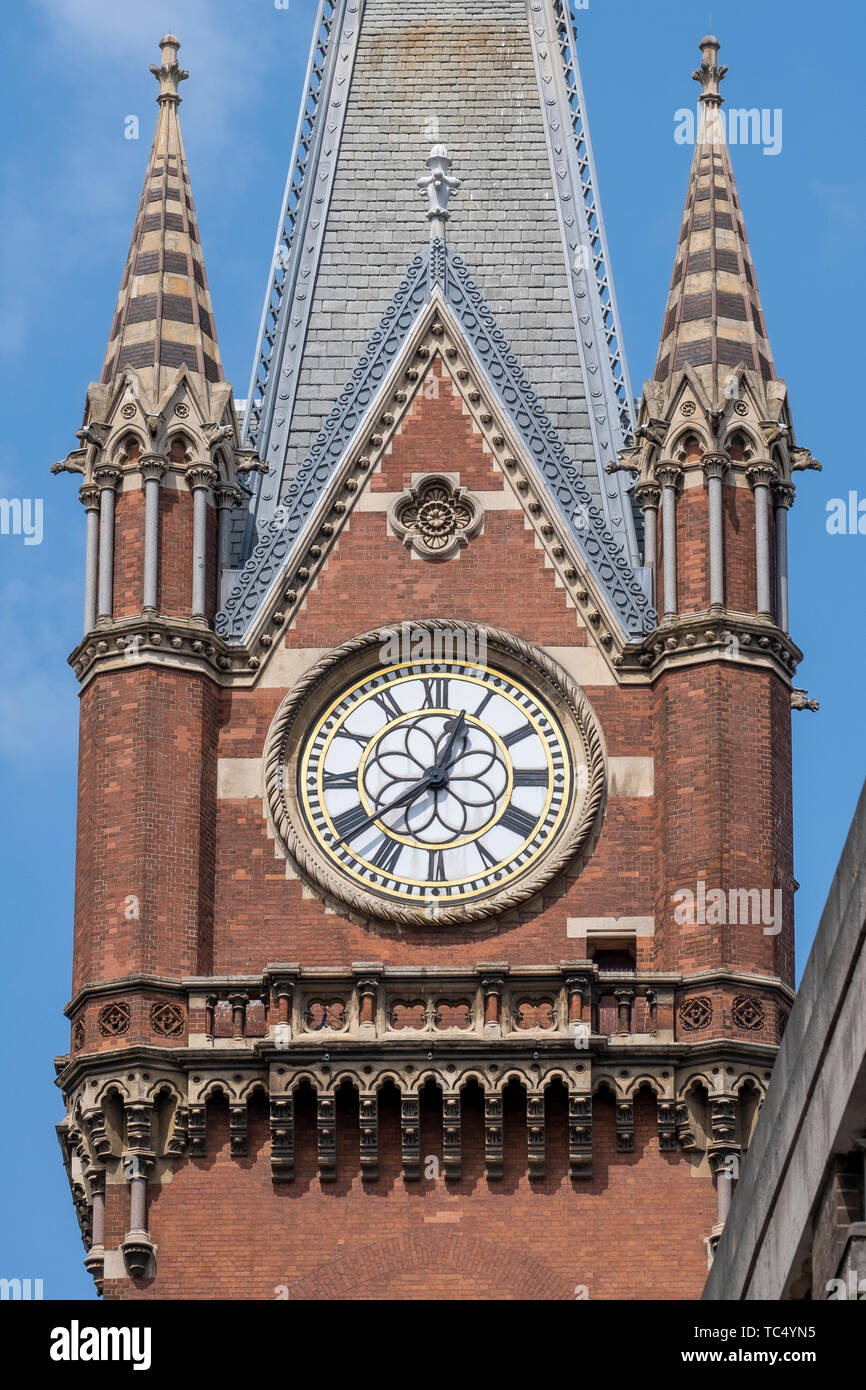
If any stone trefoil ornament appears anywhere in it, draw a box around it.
[417,145,461,242]
[389,474,482,560]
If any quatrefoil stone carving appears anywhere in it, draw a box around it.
[389,473,483,560]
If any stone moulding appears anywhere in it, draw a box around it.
[262,619,608,927]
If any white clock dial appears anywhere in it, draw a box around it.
[299,659,572,907]
[266,623,605,927]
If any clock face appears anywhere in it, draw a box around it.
[300,662,571,908]
[266,624,605,926]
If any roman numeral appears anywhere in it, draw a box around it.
[513,768,549,787]
[421,677,449,708]
[473,689,494,719]
[321,770,358,790]
[334,726,369,748]
[332,804,370,841]
[475,839,498,870]
[499,803,538,839]
[502,724,534,748]
[370,836,402,873]
[427,849,448,881]
[371,687,403,721]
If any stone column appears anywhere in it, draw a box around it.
[635,482,660,606]
[79,484,101,634]
[615,987,635,1035]
[95,465,121,620]
[480,967,507,1037]
[215,484,242,574]
[185,465,216,619]
[702,453,729,610]
[229,992,247,1039]
[139,454,167,612]
[655,463,682,619]
[746,464,777,618]
[120,1153,155,1279]
[353,966,381,1037]
[772,482,794,632]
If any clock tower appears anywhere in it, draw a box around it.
[55,16,819,1300]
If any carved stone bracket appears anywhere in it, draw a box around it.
[484,1092,504,1180]
[616,1099,635,1153]
[317,1094,337,1182]
[569,1094,593,1179]
[401,1093,421,1181]
[359,1094,378,1181]
[270,1096,294,1182]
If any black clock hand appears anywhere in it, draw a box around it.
[334,771,434,846]
[434,710,467,775]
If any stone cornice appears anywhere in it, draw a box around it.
[616,608,801,683]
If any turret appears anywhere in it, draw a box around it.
[616,37,820,632]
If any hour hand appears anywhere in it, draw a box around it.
[333,773,432,846]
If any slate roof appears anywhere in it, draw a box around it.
[241,0,640,566]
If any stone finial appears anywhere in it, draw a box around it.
[417,144,461,242]
[150,33,188,104]
[692,35,727,105]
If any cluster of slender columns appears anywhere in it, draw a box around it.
[636,455,792,631]
[78,460,237,631]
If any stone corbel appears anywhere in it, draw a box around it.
[270,1095,295,1182]
[401,1090,421,1181]
[527,1092,546,1180]
[317,1093,337,1182]
[359,1093,378,1181]
[229,1102,248,1157]
[484,1089,504,1180]
[443,1093,462,1180]
[616,1099,635,1153]
[568,1092,593,1179]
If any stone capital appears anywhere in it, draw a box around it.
[653,461,683,491]
[185,463,217,493]
[745,462,778,492]
[214,484,243,511]
[634,482,661,511]
[139,453,168,484]
[701,452,730,482]
[772,481,796,510]
[78,483,102,511]
[93,464,122,492]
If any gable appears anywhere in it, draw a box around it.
[216,247,656,657]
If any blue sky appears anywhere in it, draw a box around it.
[0,0,862,1298]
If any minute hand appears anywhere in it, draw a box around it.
[434,710,467,774]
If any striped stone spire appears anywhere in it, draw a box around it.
[653,36,775,395]
[100,35,223,397]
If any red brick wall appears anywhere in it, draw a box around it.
[73,666,219,993]
[104,1090,716,1301]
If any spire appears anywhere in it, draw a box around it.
[100,35,223,399]
[241,0,641,571]
[653,36,775,396]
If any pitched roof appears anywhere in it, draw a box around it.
[99,35,223,397]
[216,241,656,645]
[241,0,640,566]
[653,36,776,396]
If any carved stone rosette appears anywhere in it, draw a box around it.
[389,474,483,560]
